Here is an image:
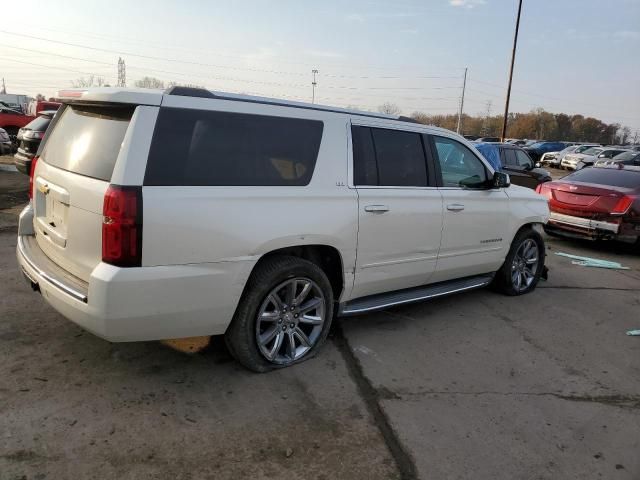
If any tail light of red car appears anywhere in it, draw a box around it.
[102,185,142,267]
[611,195,637,215]
[28,156,39,200]
[535,183,552,200]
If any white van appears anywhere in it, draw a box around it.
[17,87,549,371]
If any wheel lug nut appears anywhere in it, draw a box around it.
[282,325,287,331]
[278,319,282,324]
[294,313,298,318]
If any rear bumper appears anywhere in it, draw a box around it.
[16,232,254,342]
[546,212,623,239]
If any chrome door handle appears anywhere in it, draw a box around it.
[364,205,390,213]
[446,204,465,212]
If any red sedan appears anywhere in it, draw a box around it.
[536,165,640,243]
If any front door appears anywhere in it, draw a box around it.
[350,125,443,299]
[430,135,510,283]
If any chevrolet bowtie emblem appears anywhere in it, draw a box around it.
[39,184,50,195]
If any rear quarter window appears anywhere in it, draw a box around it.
[144,108,324,186]
[41,105,133,181]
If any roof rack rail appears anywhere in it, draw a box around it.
[164,86,217,99]
[398,115,419,124]
[164,87,421,126]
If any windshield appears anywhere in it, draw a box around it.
[575,145,596,153]
[612,151,637,161]
[559,146,577,154]
[24,115,52,131]
[581,147,602,156]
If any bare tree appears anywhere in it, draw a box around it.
[378,102,401,115]
[617,126,631,145]
[72,75,106,88]
[135,77,165,89]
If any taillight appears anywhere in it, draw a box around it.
[102,185,142,267]
[535,183,552,200]
[611,195,636,215]
[28,156,39,200]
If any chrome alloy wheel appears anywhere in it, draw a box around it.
[511,238,539,292]
[255,278,326,365]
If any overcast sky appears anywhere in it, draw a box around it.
[1,0,638,132]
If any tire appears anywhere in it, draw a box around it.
[225,255,334,372]
[492,227,546,296]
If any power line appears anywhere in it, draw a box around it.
[0,29,463,79]
[2,24,467,74]
[0,56,112,78]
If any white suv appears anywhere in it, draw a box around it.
[17,87,549,371]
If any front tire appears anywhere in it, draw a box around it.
[225,255,334,372]
[493,227,545,296]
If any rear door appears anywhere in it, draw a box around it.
[430,134,509,283]
[32,104,134,281]
[351,124,443,299]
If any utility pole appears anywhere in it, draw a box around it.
[117,57,126,87]
[1,78,6,94]
[501,0,523,142]
[456,67,467,134]
[311,69,318,104]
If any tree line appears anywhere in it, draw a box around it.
[408,107,635,145]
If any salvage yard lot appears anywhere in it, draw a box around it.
[0,161,638,479]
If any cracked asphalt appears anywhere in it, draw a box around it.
[1,160,639,479]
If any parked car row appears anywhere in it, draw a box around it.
[561,147,632,170]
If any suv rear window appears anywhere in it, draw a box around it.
[24,115,52,131]
[144,108,324,186]
[41,105,133,181]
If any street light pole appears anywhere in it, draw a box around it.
[501,0,523,142]
[311,69,318,104]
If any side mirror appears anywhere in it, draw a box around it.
[535,162,541,168]
[493,171,510,188]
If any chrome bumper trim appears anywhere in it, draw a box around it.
[18,235,88,303]
[548,212,619,234]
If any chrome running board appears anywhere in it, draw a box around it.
[339,274,494,316]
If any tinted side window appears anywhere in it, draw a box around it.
[433,136,488,188]
[503,148,518,166]
[145,108,323,186]
[352,126,378,185]
[371,128,427,187]
[515,150,533,168]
